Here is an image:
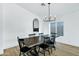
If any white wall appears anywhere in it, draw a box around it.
[0,4,3,54]
[41,22,49,34]
[56,11,79,47]
[3,3,42,49]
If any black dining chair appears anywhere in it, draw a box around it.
[38,36,50,56]
[46,38,56,54]
[46,33,56,54]
[17,37,32,56]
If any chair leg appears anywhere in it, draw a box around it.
[19,52,21,56]
[26,53,28,56]
[51,48,52,54]
[48,48,51,55]
[53,46,56,56]
[33,47,38,56]
[44,50,45,56]
[29,51,34,56]
[53,46,56,50]
[38,47,40,53]
[23,53,26,56]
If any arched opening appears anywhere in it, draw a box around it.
[33,18,39,32]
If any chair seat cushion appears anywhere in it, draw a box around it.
[39,43,49,49]
[20,47,31,52]
[46,40,54,44]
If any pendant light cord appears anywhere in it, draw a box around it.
[48,3,50,21]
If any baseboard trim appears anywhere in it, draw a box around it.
[0,50,3,55]
[4,44,18,50]
[56,41,79,48]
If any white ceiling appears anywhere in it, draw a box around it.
[17,3,79,19]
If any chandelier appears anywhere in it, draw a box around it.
[41,3,56,22]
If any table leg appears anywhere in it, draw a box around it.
[33,46,39,56]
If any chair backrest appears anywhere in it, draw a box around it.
[44,36,50,43]
[51,33,56,38]
[50,37,56,45]
[17,36,25,50]
[40,35,50,43]
[51,33,56,44]
[29,33,36,36]
[39,33,43,35]
[44,36,56,45]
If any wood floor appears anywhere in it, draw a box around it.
[1,42,79,56]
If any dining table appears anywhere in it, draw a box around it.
[19,33,57,55]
